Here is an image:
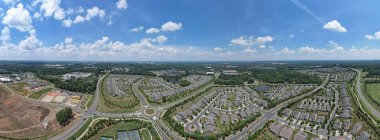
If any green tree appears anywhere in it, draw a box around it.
[56,107,73,126]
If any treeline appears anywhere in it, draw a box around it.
[215,73,254,85]
[252,69,322,84]
[38,75,97,93]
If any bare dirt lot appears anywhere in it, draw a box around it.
[0,84,63,139]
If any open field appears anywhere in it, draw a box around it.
[8,82,29,96]
[364,83,380,108]
[0,84,62,139]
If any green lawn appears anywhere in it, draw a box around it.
[70,117,94,139]
[140,128,152,140]
[29,88,52,99]
[365,83,380,107]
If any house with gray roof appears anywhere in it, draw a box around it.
[294,130,308,140]
[351,122,363,135]
[269,123,283,135]
[279,126,294,140]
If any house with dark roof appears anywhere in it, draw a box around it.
[269,123,283,135]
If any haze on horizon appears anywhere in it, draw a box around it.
[0,0,380,61]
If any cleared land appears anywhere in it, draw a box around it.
[0,84,62,139]
[8,82,29,96]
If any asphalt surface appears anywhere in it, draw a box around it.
[353,69,380,119]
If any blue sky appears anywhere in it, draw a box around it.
[0,0,380,61]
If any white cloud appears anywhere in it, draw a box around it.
[40,0,61,17]
[229,35,274,47]
[256,36,273,44]
[0,27,10,45]
[229,36,254,46]
[289,34,295,38]
[64,37,72,44]
[259,44,266,49]
[73,15,85,24]
[323,20,347,33]
[85,7,106,21]
[146,28,160,34]
[62,18,72,27]
[53,8,65,20]
[154,35,167,44]
[33,12,42,20]
[298,46,323,53]
[242,47,257,53]
[213,47,222,52]
[281,47,295,54]
[18,31,43,51]
[161,21,182,32]
[365,31,380,40]
[130,26,144,32]
[116,0,128,10]
[2,3,33,32]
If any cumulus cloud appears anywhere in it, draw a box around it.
[2,3,33,32]
[53,8,65,20]
[73,15,85,24]
[154,35,168,44]
[230,36,254,46]
[256,36,273,44]
[259,44,266,49]
[289,34,295,38]
[298,46,322,53]
[229,35,274,47]
[146,28,160,34]
[40,0,61,17]
[281,47,295,54]
[323,20,347,33]
[62,18,72,27]
[0,27,10,45]
[116,0,127,10]
[18,30,43,51]
[242,47,257,53]
[64,37,72,44]
[214,47,222,52]
[130,26,144,32]
[161,21,182,32]
[85,7,105,21]
[365,31,380,40]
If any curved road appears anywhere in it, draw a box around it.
[353,69,380,119]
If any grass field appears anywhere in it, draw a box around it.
[70,117,94,139]
[365,83,380,108]
[29,88,52,99]
[8,82,29,96]
[140,128,152,140]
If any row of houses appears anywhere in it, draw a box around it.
[282,109,325,124]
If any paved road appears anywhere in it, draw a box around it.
[325,88,339,129]
[228,74,330,140]
[50,73,108,140]
[353,69,380,119]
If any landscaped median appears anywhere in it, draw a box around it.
[69,117,160,140]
